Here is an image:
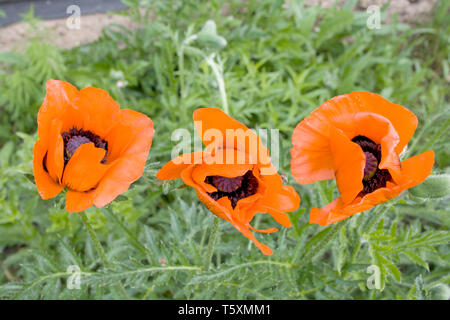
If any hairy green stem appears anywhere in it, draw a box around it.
[178,34,197,100]
[297,220,348,267]
[80,212,109,267]
[204,217,220,270]
[205,53,229,114]
[80,212,131,298]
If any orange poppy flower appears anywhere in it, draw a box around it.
[156,108,300,255]
[33,80,154,212]
[291,92,434,226]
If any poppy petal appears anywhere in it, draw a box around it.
[92,158,140,208]
[105,109,153,163]
[309,197,353,226]
[92,109,153,207]
[259,174,300,212]
[215,196,274,255]
[33,140,64,200]
[248,225,278,233]
[310,185,397,226]
[193,107,249,146]
[66,189,95,213]
[349,92,418,154]
[72,87,121,138]
[398,150,435,188]
[348,112,402,183]
[291,92,416,185]
[309,151,434,226]
[316,92,417,154]
[257,205,292,228]
[62,143,109,192]
[194,187,232,222]
[291,115,335,184]
[232,222,273,255]
[193,108,272,169]
[329,126,365,204]
[156,152,205,180]
[38,80,79,143]
[45,119,65,184]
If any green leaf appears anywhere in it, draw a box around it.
[375,252,402,283]
[403,250,429,271]
[315,10,354,48]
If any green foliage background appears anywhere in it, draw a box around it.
[0,0,449,299]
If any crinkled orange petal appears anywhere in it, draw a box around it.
[193,108,273,170]
[348,112,402,183]
[310,150,434,226]
[45,119,65,184]
[232,221,274,255]
[66,189,96,213]
[156,108,300,255]
[59,103,88,135]
[329,126,365,204]
[348,92,418,154]
[248,225,278,233]
[90,158,136,207]
[62,143,109,192]
[104,109,152,163]
[156,152,205,180]
[184,165,291,255]
[233,169,266,218]
[316,92,417,154]
[37,80,79,143]
[291,113,335,184]
[33,139,64,200]
[193,107,249,145]
[215,197,274,255]
[309,198,344,226]
[291,92,417,185]
[91,109,153,207]
[311,110,402,183]
[204,146,253,166]
[193,186,232,222]
[398,150,435,188]
[215,195,274,255]
[256,205,292,228]
[181,165,238,223]
[72,87,120,138]
[258,174,300,213]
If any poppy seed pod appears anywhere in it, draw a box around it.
[33,80,154,212]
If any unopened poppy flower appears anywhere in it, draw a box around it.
[157,108,300,255]
[291,92,434,226]
[33,80,154,212]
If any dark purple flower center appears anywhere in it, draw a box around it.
[363,151,378,180]
[211,175,244,192]
[66,136,91,156]
[62,128,108,165]
[352,135,392,196]
[205,170,258,209]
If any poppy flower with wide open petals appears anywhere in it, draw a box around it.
[33,80,154,212]
[291,92,434,226]
[157,108,300,255]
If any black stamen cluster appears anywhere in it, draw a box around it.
[205,170,259,209]
[352,135,392,196]
[61,128,108,165]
